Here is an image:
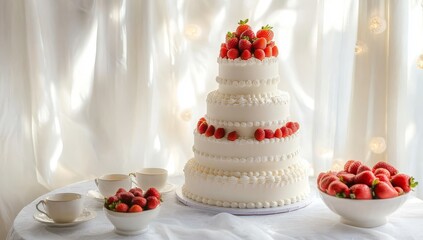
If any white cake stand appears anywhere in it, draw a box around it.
[175,187,313,216]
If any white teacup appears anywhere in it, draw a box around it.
[95,174,132,197]
[36,193,84,223]
[131,168,168,190]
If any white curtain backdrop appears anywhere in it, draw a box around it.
[1,0,423,238]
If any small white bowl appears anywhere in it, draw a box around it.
[103,205,160,235]
[319,191,408,228]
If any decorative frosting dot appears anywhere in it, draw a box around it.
[239,203,247,209]
[216,201,222,207]
[247,203,255,209]
[231,202,238,208]
[223,202,230,208]
[278,200,285,206]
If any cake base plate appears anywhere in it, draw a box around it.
[175,187,312,216]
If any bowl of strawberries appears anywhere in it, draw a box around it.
[103,187,161,235]
[317,160,418,228]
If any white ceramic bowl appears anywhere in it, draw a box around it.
[319,190,408,228]
[103,205,160,235]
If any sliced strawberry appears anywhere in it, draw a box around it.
[227,131,238,141]
[349,184,372,199]
[372,161,398,176]
[214,128,225,139]
[205,125,215,137]
[235,19,251,37]
[254,128,265,141]
[327,180,350,198]
[286,127,293,136]
[196,117,206,129]
[294,122,300,131]
[281,126,289,137]
[391,173,419,193]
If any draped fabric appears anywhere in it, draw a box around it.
[1,0,422,238]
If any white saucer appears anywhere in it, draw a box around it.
[33,208,96,227]
[175,187,312,216]
[159,183,176,194]
[87,190,105,202]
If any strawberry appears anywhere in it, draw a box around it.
[327,180,350,198]
[294,122,300,131]
[235,19,251,37]
[146,196,160,210]
[395,186,405,196]
[132,190,143,197]
[274,128,282,138]
[131,196,147,208]
[220,47,228,58]
[226,32,238,49]
[238,38,252,51]
[254,128,265,141]
[220,43,226,48]
[106,195,119,205]
[344,160,356,172]
[240,49,252,60]
[128,204,143,213]
[197,117,206,130]
[115,202,129,212]
[375,174,394,188]
[286,122,297,132]
[336,172,355,186]
[214,128,225,139]
[252,37,267,50]
[205,125,215,137]
[264,46,272,57]
[281,126,289,137]
[354,170,376,187]
[118,191,134,204]
[227,131,238,141]
[198,122,208,134]
[391,173,418,193]
[144,188,161,199]
[372,161,398,176]
[373,179,398,199]
[373,167,391,178]
[256,24,274,42]
[115,188,127,195]
[129,187,143,195]
[356,164,372,174]
[272,45,279,57]
[267,41,275,48]
[264,129,274,138]
[319,174,338,192]
[349,184,372,199]
[227,48,240,59]
[317,172,326,186]
[347,160,363,174]
[286,127,293,136]
[240,29,255,41]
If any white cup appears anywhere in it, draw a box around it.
[95,174,132,197]
[131,168,168,190]
[35,193,84,223]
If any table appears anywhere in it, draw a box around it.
[7,176,423,240]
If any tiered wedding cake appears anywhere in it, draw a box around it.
[182,19,310,209]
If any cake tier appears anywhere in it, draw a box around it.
[217,57,279,95]
[183,158,310,209]
[206,90,290,137]
[193,130,300,172]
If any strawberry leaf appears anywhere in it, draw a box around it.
[410,177,419,188]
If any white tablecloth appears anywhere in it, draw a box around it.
[7,176,423,240]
